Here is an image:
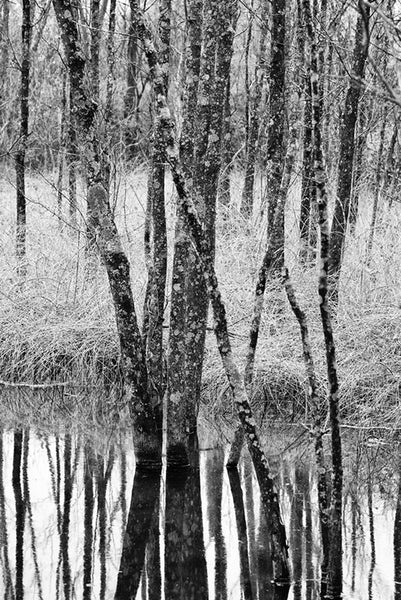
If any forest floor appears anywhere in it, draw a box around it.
[0,166,400,439]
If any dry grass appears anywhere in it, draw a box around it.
[0,165,400,435]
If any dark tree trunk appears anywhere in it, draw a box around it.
[142,0,171,414]
[106,0,117,120]
[13,429,25,600]
[124,4,140,158]
[0,0,10,130]
[61,434,73,599]
[16,0,31,277]
[266,0,286,256]
[302,0,343,597]
[228,468,254,600]
[90,0,101,106]
[88,184,162,464]
[83,443,94,600]
[218,72,232,209]
[54,0,162,467]
[67,80,78,227]
[329,1,370,301]
[240,1,268,218]
[394,462,401,600]
[115,469,161,599]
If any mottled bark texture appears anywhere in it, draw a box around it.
[53,0,162,467]
[87,184,162,464]
[240,0,268,218]
[266,0,286,259]
[133,5,290,573]
[167,0,238,466]
[303,0,342,597]
[166,0,203,465]
[142,0,171,417]
[16,0,31,277]
[329,1,370,302]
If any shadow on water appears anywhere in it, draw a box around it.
[0,426,401,599]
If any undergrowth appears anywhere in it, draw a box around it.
[0,166,400,436]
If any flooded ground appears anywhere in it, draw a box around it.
[0,426,399,599]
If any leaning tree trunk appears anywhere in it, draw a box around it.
[329,0,370,303]
[53,0,162,467]
[134,4,290,581]
[15,0,31,278]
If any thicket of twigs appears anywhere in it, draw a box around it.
[0,166,400,434]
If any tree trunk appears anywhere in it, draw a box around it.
[266,0,286,255]
[167,0,237,466]
[53,0,162,467]
[302,0,343,596]
[0,0,10,131]
[142,0,171,416]
[240,0,268,218]
[329,1,370,301]
[124,3,140,159]
[166,0,203,466]
[16,0,31,278]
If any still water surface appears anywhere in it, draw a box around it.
[0,427,398,599]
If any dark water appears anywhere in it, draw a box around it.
[0,427,399,599]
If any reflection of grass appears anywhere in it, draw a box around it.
[0,168,401,435]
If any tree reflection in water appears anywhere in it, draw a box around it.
[0,428,399,599]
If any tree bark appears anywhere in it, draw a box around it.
[240,0,268,218]
[329,1,370,302]
[266,0,286,253]
[303,0,342,596]
[53,0,162,466]
[16,0,31,278]
[167,0,237,465]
